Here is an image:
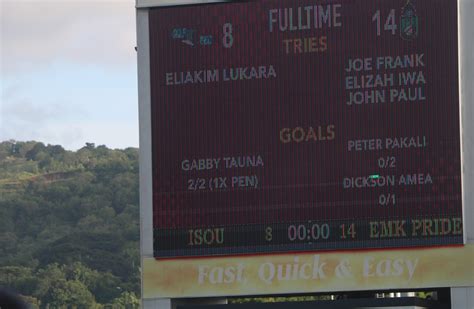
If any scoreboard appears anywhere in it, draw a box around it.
[149,0,462,258]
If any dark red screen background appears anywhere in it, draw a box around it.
[149,0,462,257]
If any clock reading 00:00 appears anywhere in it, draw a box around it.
[266,224,331,242]
[288,224,330,241]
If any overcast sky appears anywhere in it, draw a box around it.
[1,0,138,150]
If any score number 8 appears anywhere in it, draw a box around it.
[223,23,234,48]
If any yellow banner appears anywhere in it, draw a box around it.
[143,245,474,299]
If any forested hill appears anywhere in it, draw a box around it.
[0,141,140,308]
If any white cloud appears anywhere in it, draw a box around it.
[65,121,139,150]
[1,0,137,75]
[0,80,139,150]
[0,97,138,150]
[0,89,85,146]
[0,0,139,149]
[32,121,139,150]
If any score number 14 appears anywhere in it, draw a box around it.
[372,9,397,36]
[339,223,356,239]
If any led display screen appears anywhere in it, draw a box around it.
[149,0,462,257]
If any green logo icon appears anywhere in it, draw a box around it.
[400,0,419,40]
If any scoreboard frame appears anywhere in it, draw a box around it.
[137,0,473,305]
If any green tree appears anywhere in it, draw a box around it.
[20,295,41,308]
[45,279,98,308]
[0,266,33,289]
[112,291,140,308]
[0,142,140,306]
[25,143,46,161]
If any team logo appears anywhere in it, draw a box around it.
[171,28,214,47]
[172,28,197,46]
[400,0,419,40]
